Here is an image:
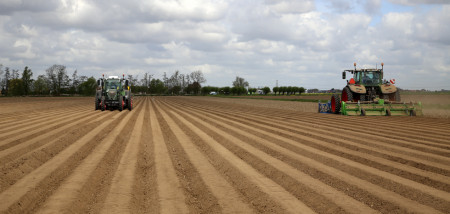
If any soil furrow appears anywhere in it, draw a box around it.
[0,108,93,148]
[159,99,378,214]
[168,98,450,171]
[0,111,127,213]
[154,99,319,214]
[165,99,450,187]
[153,99,255,213]
[149,100,189,213]
[0,112,113,192]
[131,97,159,213]
[101,98,147,213]
[161,98,446,212]
[36,102,141,213]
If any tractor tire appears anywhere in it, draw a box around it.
[95,98,99,110]
[331,94,341,114]
[101,96,106,111]
[342,87,353,102]
[388,90,401,102]
[119,96,123,111]
[410,109,416,116]
[128,97,132,111]
[360,108,366,116]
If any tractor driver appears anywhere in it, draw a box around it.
[362,73,370,84]
[109,82,117,89]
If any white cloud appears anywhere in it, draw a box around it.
[0,0,448,90]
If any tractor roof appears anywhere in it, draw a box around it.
[344,68,382,72]
[107,76,120,80]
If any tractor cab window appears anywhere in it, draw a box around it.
[361,71,380,85]
[106,80,120,90]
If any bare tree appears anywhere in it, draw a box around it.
[12,69,19,79]
[232,76,249,88]
[46,64,68,95]
[190,70,206,84]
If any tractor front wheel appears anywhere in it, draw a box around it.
[331,94,341,114]
[342,87,353,102]
[95,98,99,110]
[119,96,123,111]
[128,97,132,111]
[101,96,106,111]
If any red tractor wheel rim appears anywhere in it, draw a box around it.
[342,91,348,102]
[331,97,336,112]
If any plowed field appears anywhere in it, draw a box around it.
[1,96,449,213]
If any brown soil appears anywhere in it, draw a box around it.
[0,96,449,213]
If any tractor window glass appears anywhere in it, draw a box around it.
[362,72,380,84]
[107,80,120,89]
[354,72,361,83]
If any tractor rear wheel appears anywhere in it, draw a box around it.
[95,98,99,110]
[342,87,353,102]
[128,97,132,111]
[388,90,401,102]
[119,96,123,111]
[331,94,341,114]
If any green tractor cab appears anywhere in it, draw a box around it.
[319,63,422,116]
[95,74,133,111]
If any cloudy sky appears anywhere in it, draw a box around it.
[0,0,449,90]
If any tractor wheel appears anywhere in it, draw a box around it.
[389,90,401,102]
[410,109,416,116]
[101,96,106,111]
[119,96,123,111]
[342,87,353,102]
[128,97,132,111]
[95,98,99,110]
[360,108,366,116]
[331,94,341,114]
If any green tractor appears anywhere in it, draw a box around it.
[95,74,133,111]
[320,63,422,116]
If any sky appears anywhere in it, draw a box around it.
[0,0,449,90]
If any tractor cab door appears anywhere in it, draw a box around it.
[354,72,361,84]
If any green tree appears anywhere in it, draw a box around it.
[79,77,97,96]
[9,79,24,96]
[221,86,230,95]
[150,78,166,94]
[263,86,271,95]
[33,75,49,95]
[298,87,305,95]
[22,66,33,95]
[272,87,279,95]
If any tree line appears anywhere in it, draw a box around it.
[0,64,97,96]
[1,64,306,96]
[272,86,306,95]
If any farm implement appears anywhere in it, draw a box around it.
[319,63,422,116]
